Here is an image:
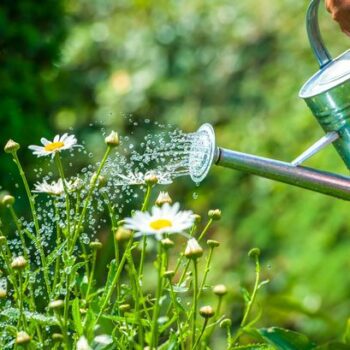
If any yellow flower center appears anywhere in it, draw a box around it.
[44,141,65,152]
[150,219,173,230]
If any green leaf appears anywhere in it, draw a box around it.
[315,342,350,350]
[259,327,315,350]
[231,345,274,350]
[158,331,179,350]
[99,259,117,307]
[72,298,83,336]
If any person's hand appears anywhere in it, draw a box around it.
[326,0,350,35]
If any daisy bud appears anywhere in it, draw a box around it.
[207,239,220,248]
[11,256,27,270]
[192,214,201,224]
[97,175,107,188]
[48,299,64,310]
[2,194,15,206]
[208,209,221,220]
[0,236,7,246]
[0,288,7,299]
[115,227,132,241]
[199,305,215,319]
[105,131,119,147]
[219,318,232,328]
[184,238,203,259]
[4,139,20,154]
[89,240,103,250]
[144,172,158,186]
[119,304,131,312]
[15,331,31,345]
[213,284,227,296]
[52,333,64,342]
[156,191,172,206]
[161,238,174,249]
[163,270,175,279]
[248,248,260,259]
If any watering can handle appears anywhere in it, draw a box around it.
[307,0,332,68]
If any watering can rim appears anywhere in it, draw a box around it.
[299,0,350,99]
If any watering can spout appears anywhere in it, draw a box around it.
[189,124,350,201]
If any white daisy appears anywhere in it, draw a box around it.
[29,134,79,158]
[124,203,194,239]
[32,179,72,196]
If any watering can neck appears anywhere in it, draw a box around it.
[307,0,332,68]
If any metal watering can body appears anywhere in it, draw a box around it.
[187,0,350,201]
[300,0,350,168]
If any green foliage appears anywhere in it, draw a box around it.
[2,0,350,345]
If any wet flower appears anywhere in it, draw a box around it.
[208,209,221,220]
[2,194,15,206]
[155,191,172,206]
[163,270,175,279]
[89,240,103,250]
[199,305,215,318]
[144,172,158,185]
[248,247,261,258]
[32,179,73,196]
[115,227,132,241]
[52,333,64,342]
[207,239,220,248]
[29,134,79,158]
[4,139,20,154]
[48,299,64,310]
[11,256,27,270]
[15,331,31,344]
[213,284,227,296]
[161,237,175,249]
[192,214,201,224]
[105,130,119,147]
[184,238,203,259]
[124,203,194,239]
[119,304,131,312]
[0,288,7,299]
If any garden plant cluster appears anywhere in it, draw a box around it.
[0,132,349,350]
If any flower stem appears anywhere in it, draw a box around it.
[97,237,133,321]
[150,241,165,349]
[193,318,209,350]
[54,153,71,236]
[17,272,27,330]
[52,200,62,295]
[198,219,213,241]
[191,258,199,348]
[85,250,97,300]
[138,184,152,279]
[12,152,51,295]
[231,254,260,343]
[70,146,111,252]
[168,281,185,350]
[197,246,214,298]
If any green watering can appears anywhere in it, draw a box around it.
[188,0,350,201]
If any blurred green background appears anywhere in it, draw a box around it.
[1,0,350,343]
